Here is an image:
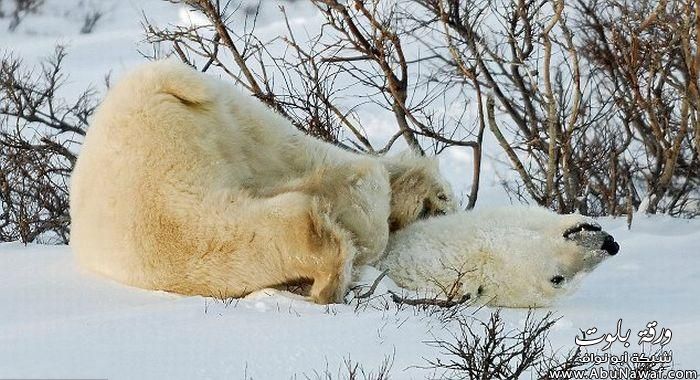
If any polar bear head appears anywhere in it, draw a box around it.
[475,214,619,307]
[381,207,619,308]
[382,152,458,232]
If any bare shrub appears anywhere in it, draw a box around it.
[2,0,697,244]
[576,0,699,216]
[413,0,699,218]
[143,0,485,203]
[414,0,613,215]
[300,354,393,380]
[0,46,95,243]
[6,0,45,31]
[346,264,481,324]
[80,9,103,34]
[295,311,601,379]
[423,311,590,379]
[144,0,698,218]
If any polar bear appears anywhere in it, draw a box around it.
[69,60,456,304]
[378,206,619,307]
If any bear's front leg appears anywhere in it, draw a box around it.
[263,160,392,265]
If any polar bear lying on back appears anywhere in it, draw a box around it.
[378,206,619,307]
[70,60,456,304]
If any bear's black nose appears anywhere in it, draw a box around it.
[601,235,619,255]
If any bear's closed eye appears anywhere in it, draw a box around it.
[563,223,601,239]
[550,275,565,287]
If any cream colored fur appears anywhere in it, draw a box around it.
[379,206,613,307]
[70,60,455,304]
[381,154,456,231]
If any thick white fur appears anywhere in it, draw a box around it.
[379,206,608,307]
[70,60,454,304]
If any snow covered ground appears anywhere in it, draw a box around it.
[1,0,699,378]
[1,215,699,378]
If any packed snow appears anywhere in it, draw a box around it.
[1,0,698,378]
[1,215,698,378]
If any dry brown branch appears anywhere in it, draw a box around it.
[311,0,425,154]
[6,0,45,31]
[542,0,564,205]
[144,0,483,201]
[487,96,543,204]
[352,269,389,299]
[389,291,471,308]
[423,311,591,379]
[416,0,698,217]
[576,0,699,216]
[0,46,95,243]
[303,353,394,380]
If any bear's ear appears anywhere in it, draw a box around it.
[391,150,439,168]
[159,60,213,105]
[134,59,213,106]
[397,149,419,157]
[394,149,423,160]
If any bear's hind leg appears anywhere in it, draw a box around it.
[262,194,356,303]
[176,191,356,304]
